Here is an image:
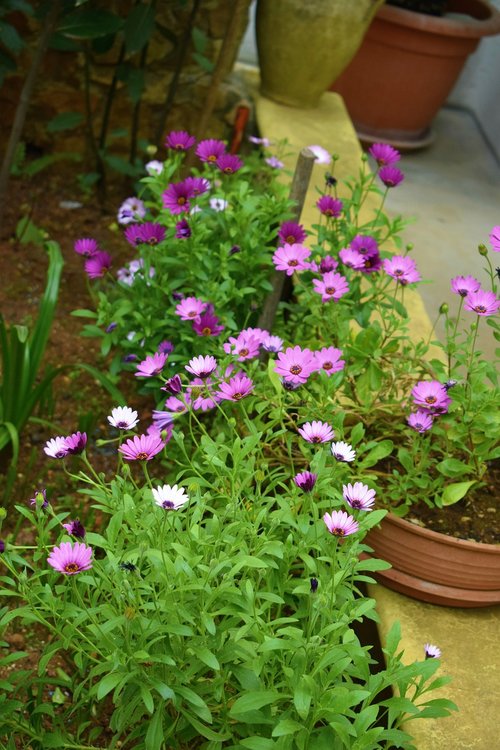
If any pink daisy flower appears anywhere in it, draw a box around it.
[343,482,375,511]
[64,431,87,455]
[218,373,254,401]
[450,275,481,297]
[350,234,378,257]
[293,471,317,492]
[464,289,500,316]
[185,355,218,378]
[216,153,243,174]
[196,139,226,163]
[47,541,93,575]
[307,144,331,164]
[44,436,69,459]
[273,243,311,275]
[135,352,168,378]
[165,393,191,414]
[187,378,221,411]
[383,256,421,285]
[339,247,365,270]
[323,510,359,537]
[369,143,401,167]
[316,195,343,217]
[312,271,350,302]
[313,347,345,376]
[407,410,434,433]
[108,406,139,430]
[175,296,207,323]
[74,238,99,257]
[265,156,284,169]
[262,334,283,353]
[489,225,500,252]
[412,380,451,414]
[184,176,210,196]
[84,251,112,279]
[379,166,404,188]
[164,130,196,151]
[162,180,195,214]
[119,433,165,461]
[274,346,316,384]
[298,420,335,444]
[223,334,261,361]
[278,221,307,245]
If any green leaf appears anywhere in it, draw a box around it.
[441,480,476,506]
[47,112,84,133]
[15,216,45,245]
[196,646,220,671]
[267,357,282,396]
[96,671,123,700]
[192,26,208,53]
[124,3,155,54]
[192,51,215,73]
[229,690,280,717]
[272,718,303,737]
[240,739,276,750]
[358,439,393,469]
[126,67,145,104]
[145,704,164,750]
[0,23,24,54]
[293,676,312,720]
[437,458,473,478]
[58,9,124,39]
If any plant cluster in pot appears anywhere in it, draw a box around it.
[330,0,500,149]
[79,135,500,609]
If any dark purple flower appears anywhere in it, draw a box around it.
[172,291,184,301]
[278,221,307,245]
[319,255,338,273]
[164,130,196,151]
[192,308,225,337]
[325,172,337,187]
[316,196,343,217]
[123,353,138,362]
[105,322,117,333]
[350,234,378,257]
[379,166,404,188]
[62,519,86,538]
[184,176,210,196]
[310,577,318,593]
[162,180,195,214]
[137,222,166,246]
[124,224,143,246]
[161,374,182,394]
[84,251,112,279]
[0,540,5,553]
[65,431,87,455]
[216,153,244,174]
[196,138,226,163]
[158,340,174,355]
[175,219,191,239]
[74,238,99,257]
[293,471,317,492]
[229,245,241,256]
[369,143,401,167]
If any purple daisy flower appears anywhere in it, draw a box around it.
[412,380,451,413]
[379,166,404,188]
[162,180,194,214]
[339,247,365,270]
[196,138,226,164]
[239,327,269,345]
[165,393,191,414]
[153,484,189,510]
[47,541,93,575]
[184,176,210,196]
[383,256,421,285]
[407,410,434,433]
[44,437,69,459]
[312,271,350,302]
[187,377,221,411]
[298,421,335,444]
[30,489,48,508]
[74,238,99,257]
[124,224,143,246]
[135,352,168,378]
[424,643,442,659]
[137,222,166,246]
[158,340,174,355]
[450,275,481,297]
[307,144,331,164]
[175,219,191,239]
[223,334,261,361]
[489,225,500,253]
[313,347,345,376]
[278,221,307,245]
[151,410,175,430]
[265,156,284,169]
[316,195,343,217]
[186,355,218,379]
[117,197,146,225]
[368,143,401,167]
[323,510,359,537]
[218,373,254,402]
[64,431,87,455]
[275,346,316,384]
[108,406,139,430]
[175,296,207,323]
[464,289,500,316]
[84,251,112,279]
[216,153,243,174]
[273,243,311,275]
[319,255,338,273]
[350,234,378,257]
[331,441,356,462]
[293,471,318,492]
[161,374,182,395]
[361,252,383,273]
[164,130,196,151]
[192,308,225,337]
[262,334,284,353]
[62,519,86,538]
[248,135,271,147]
[119,432,165,461]
[343,482,375,511]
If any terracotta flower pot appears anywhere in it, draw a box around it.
[364,512,500,607]
[255,0,385,109]
[331,0,500,148]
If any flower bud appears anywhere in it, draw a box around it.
[405,243,414,252]
[478,243,488,256]
[146,144,157,156]
[310,577,319,593]
[439,303,449,315]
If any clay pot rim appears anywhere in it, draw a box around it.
[378,0,500,38]
[384,511,500,553]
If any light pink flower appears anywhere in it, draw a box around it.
[273,243,311,275]
[312,271,349,302]
[274,346,316,384]
[323,510,359,537]
[47,541,93,575]
[298,421,335,444]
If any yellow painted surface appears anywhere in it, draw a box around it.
[255,89,500,750]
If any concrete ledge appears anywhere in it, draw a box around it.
[255,89,500,749]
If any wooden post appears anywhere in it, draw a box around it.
[257,147,316,331]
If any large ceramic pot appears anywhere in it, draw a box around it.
[255,0,384,109]
[364,512,500,607]
[331,0,500,148]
